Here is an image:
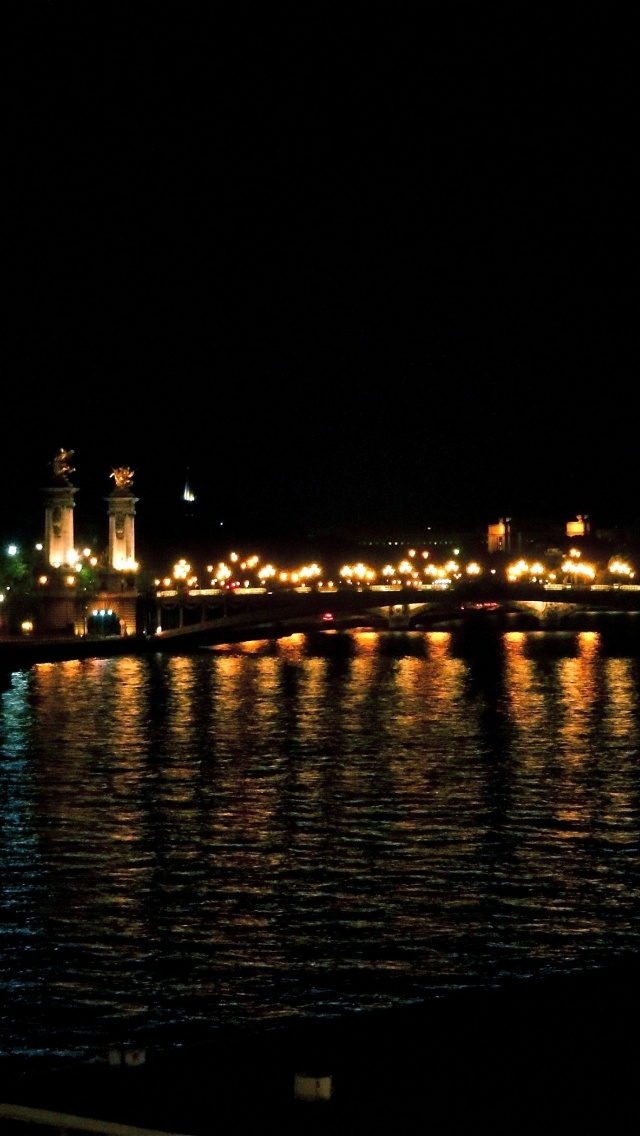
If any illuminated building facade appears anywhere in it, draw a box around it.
[566,514,590,538]
[487,517,511,554]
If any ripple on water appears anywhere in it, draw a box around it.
[1,630,639,1060]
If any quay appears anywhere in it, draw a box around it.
[2,955,640,1134]
[0,632,154,669]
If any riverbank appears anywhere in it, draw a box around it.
[0,632,153,669]
[3,957,640,1134]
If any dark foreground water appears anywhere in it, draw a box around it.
[1,624,639,1065]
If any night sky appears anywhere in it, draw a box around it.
[4,6,636,563]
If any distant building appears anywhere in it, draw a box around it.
[487,518,511,554]
[566,514,590,538]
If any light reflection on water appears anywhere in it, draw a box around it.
[1,627,639,1061]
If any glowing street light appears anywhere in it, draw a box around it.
[609,558,634,579]
[561,558,595,583]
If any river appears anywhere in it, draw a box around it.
[1,623,639,1065]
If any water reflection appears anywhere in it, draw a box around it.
[1,627,639,1060]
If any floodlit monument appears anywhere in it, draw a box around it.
[96,466,140,635]
[43,448,78,568]
[30,453,141,638]
[107,467,138,572]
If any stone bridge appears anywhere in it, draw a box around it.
[151,582,640,649]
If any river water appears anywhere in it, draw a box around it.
[1,624,640,1064]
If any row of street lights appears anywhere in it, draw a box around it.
[155,546,636,596]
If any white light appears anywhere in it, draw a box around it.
[114,555,139,571]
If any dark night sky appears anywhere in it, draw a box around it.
[4,5,637,563]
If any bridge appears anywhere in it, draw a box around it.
[2,582,638,669]
[152,581,640,649]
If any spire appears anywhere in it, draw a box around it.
[183,468,195,503]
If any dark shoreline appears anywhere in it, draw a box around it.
[0,633,154,670]
[3,957,640,1134]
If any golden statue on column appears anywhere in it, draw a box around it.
[52,448,75,482]
[110,467,135,490]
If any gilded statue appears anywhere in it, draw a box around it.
[52,448,75,480]
[110,466,135,490]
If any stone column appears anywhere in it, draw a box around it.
[107,468,138,571]
[107,490,138,570]
[43,449,78,568]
